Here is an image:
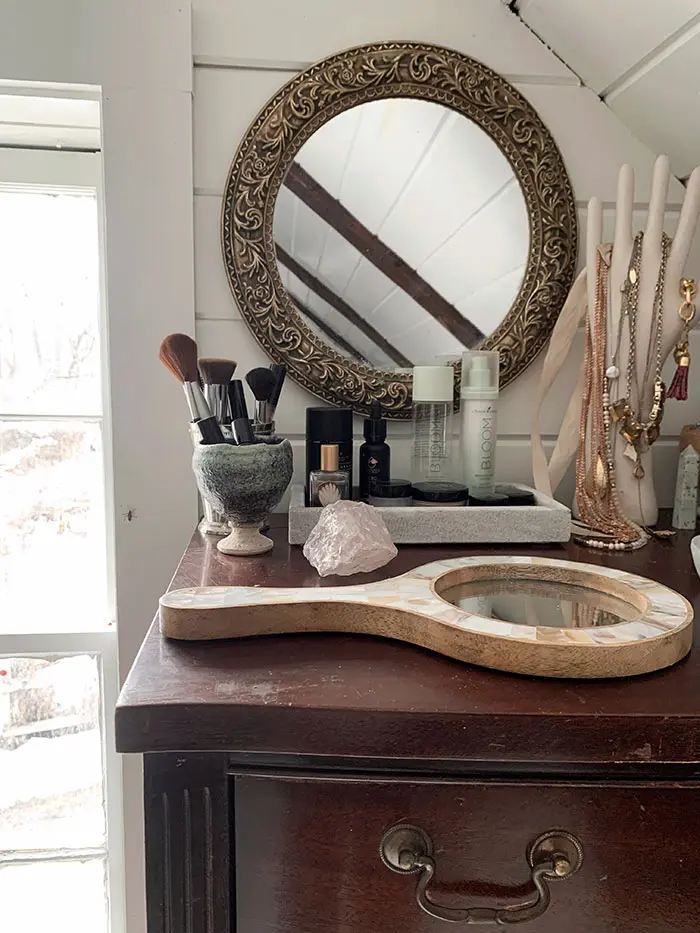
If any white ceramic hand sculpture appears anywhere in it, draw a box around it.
[587,155,700,526]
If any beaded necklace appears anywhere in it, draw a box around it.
[574,247,648,551]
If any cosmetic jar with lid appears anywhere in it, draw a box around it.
[368,478,413,507]
[469,491,509,506]
[412,481,469,507]
[495,484,536,506]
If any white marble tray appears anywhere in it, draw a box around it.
[287,484,570,545]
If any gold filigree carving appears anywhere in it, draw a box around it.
[221,42,577,417]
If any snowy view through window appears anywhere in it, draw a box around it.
[1,187,110,932]
[0,190,108,628]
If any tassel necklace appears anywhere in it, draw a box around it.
[667,277,697,401]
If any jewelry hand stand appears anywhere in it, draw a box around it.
[160,555,692,679]
[586,156,700,526]
[533,157,700,535]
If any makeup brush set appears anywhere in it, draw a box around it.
[159,333,287,445]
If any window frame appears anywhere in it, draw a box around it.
[0,146,124,933]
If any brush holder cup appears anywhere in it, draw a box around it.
[192,438,293,556]
[189,422,231,536]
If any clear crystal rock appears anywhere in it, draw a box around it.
[303,500,398,577]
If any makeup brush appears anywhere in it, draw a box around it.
[246,367,278,433]
[159,333,210,420]
[267,363,287,423]
[198,358,237,424]
[159,333,225,445]
[228,378,256,445]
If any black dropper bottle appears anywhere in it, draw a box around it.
[359,400,390,500]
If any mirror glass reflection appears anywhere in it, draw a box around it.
[440,579,641,628]
[273,98,529,369]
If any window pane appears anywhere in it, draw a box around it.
[0,654,105,852]
[0,190,101,416]
[0,859,108,933]
[0,421,108,633]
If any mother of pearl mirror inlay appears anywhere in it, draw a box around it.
[159,556,693,679]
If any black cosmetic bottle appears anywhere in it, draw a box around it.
[359,400,390,500]
[306,407,354,502]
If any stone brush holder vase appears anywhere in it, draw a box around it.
[192,437,293,556]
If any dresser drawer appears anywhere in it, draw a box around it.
[234,775,699,933]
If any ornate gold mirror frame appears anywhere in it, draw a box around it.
[221,41,577,418]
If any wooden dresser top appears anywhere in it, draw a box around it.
[116,517,700,772]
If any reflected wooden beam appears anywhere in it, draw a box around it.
[290,293,371,365]
[275,244,412,368]
[284,161,485,347]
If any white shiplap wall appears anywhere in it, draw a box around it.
[192,0,700,507]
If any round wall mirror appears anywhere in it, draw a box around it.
[273,98,530,370]
[222,42,577,417]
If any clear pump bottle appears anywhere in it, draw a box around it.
[411,366,455,484]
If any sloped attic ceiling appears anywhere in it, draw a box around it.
[514,0,700,181]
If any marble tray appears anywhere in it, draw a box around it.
[159,555,693,679]
[287,484,571,545]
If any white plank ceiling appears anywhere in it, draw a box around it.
[273,98,529,367]
[515,0,700,180]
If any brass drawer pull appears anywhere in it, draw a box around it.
[379,824,583,925]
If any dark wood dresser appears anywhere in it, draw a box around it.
[116,518,700,933]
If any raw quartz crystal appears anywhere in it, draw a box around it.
[303,500,398,576]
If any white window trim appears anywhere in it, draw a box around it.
[0,9,198,932]
[0,146,124,933]
[0,147,99,187]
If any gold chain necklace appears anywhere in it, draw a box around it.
[574,247,648,551]
[610,231,670,477]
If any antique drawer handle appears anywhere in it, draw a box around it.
[379,824,583,925]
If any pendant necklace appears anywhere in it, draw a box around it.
[605,244,624,466]
[574,246,648,551]
[609,231,670,479]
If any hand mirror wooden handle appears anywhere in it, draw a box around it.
[159,556,692,679]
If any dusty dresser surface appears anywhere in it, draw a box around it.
[116,521,700,933]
